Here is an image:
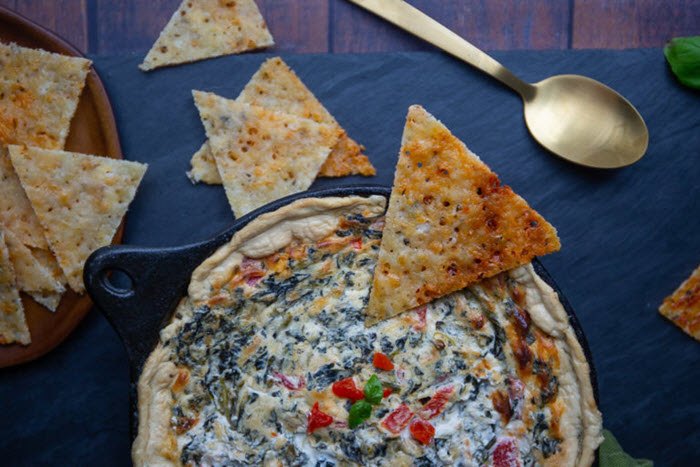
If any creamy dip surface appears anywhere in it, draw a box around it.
[158,212,564,466]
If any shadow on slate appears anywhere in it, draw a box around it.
[1,49,698,466]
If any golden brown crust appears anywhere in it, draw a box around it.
[188,195,387,303]
[659,264,700,340]
[317,133,376,177]
[511,265,603,466]
[133,345,181,467]
[366,105,560,323]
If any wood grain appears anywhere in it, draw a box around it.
[94,0,180,54]
[257,0,329,53]
[94,0,329,54]
[573,0,700,49]
[332,0,571,53]
[0,0,88,52]
[1,1,699,55]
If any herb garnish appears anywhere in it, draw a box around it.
[665,36,700,89]
[348,400,372,428]
[364,374,384,405]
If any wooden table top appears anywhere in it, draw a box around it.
[0,0,698,55]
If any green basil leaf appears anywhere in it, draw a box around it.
[364,374,383,405]
[348,400,372,428]
[599,430,654,467]
[664,36,700,89]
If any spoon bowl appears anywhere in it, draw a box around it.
[524,75,648,168]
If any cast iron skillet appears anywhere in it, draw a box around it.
[84,185,598,439]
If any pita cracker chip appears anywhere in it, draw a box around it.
[193,91,340,217]
[187,141,221,184]
[8,145,147,293]
[0,145,47,248]
[3,229,64,296]
[28,248,66,312]
[0,42,91,149]
[0,231,30,345]
[659,264,700,341]
[29,291,63,313]
[188,57,375,181]
[366,105,560,323]
[31,248,67,286]
[140,0,274,71]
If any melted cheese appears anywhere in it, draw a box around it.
[160,214,564,466]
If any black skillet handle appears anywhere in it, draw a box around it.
[84,241,220,375]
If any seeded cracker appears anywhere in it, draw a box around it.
[193,91,341,217]
[0,42,90,150]
[187,141,220,184]
[366,105,560,323]
[3,229,64,298]
[28,248,67,312]
[8,145,147,293]
[0,231,30,345]
[0,146,47,248]
[659,264,700,341]
[187,57,375,183]
[140,0,273,71]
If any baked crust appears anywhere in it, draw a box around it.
[135,195,601,466]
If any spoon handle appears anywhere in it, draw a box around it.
[346,0,534,98]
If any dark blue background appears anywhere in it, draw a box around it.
[1,49,699,465]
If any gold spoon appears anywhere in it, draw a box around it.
[347,0,649,169]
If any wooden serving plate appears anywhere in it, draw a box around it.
[0,6,123,367]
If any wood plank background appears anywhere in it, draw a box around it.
[0,0,698,55]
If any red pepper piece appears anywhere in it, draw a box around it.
[492,438,522,467]
[418,385,455,420]
[332,377,365,401]
[383,387,392,398]
[381,403,414,434]
[272,371,305,390]
[409,419,435,445]
[373,352,395,371]
[307,402,333,434]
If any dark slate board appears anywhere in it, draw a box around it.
[1,49,699,466]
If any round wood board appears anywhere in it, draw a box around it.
[0,6,123,367]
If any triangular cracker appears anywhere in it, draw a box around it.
[187,141,220,184]
[31,247,68,287]
[0,231,30,345]
[366,105,560,323]
[140,0,274,71]
[3,229,64,296]
[187,57,375,182]
[29,292,63,313]
[0,42,91,149]
[8,145,148,293]
[193,91,341,217]
[28,248,67,312]
[0,145,47,248]
[659,265,700,341]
